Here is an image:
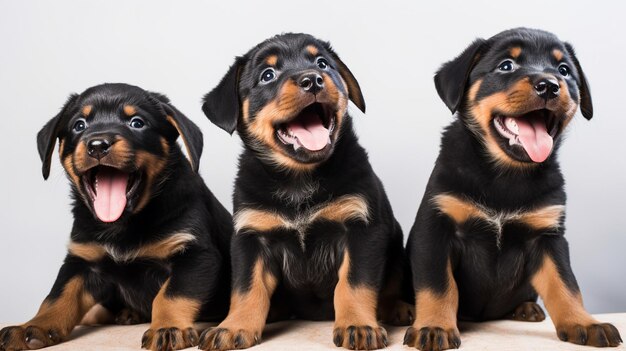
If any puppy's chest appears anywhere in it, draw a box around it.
[68,232,196,264]
[432,194,564,247]
[234,194,370,248]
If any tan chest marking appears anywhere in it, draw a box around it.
[68,233,196,263]
[432,193,564,232]
[234,194,370,234]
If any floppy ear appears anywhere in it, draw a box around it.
[159,101,204,172]
[326,49,366,113]
[564,42,593,120]
[37,94,78,180]
[434,39,487,114]
[202,56,246,134]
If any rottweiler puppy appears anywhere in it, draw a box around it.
[403,28,622,350]
[0,84,233,351]
[199,33,410,350]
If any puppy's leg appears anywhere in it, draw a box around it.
[198,234,277,351]
[333,222,390,350]
[333,248,389,350]
[531,237,622,347]
[142,248,223,351]
[404,215,460,351]
[0,258,96,350]
[377,230,415,326]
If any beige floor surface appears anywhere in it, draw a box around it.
[2,313,625,350]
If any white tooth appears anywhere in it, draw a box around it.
[509,137,516,146]
[293,143,300,151]
[505,117,519,135]
[327,136,331,145]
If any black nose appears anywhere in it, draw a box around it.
[299,73,324,93]
[87,138,112,160]
[534,77,560,99]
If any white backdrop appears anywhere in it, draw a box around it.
[1,0,624,322]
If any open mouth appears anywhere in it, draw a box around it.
[81,166,141,223]
[493,109,560,163]
[276,102,335,152]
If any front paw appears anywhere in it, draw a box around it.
[0,325,63,350]
[556,322,622,347]
[403,326,460,351]
[332,325,388,350]
[197,327,260,350]
[141,327,198,351]
[508,302,546,322]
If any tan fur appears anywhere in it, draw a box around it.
[135,146,168,212]
[62,155,81,191]
[517,205,564,230]
[311,194,369,224]
[217,259,277,338]
[81,105,92,117]
[68,233,196,263]
[80,304,114,325]
[58,139,65,157]
[166,115,195,170]
[242,98,250,122]
[234,195,369,234]
[553,49,564,61]
[306,45,318,56]
[68,242,106,261]
[150,279,201,329]
[23,277,96,337]
[334,252,379,327]
[432,193,488,224]
[510,47,522,58]
[265,55,278,66]
[531,255,596,328]
[234,209,289,233]
[467,79,482,103]
[432,193,564,231]
[412,260,458,330]
[123,105,136,116]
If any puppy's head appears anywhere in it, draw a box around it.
[37,83,202,223]
[202,33,365,172]
[435,28,592,168]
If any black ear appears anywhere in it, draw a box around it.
[202,56,246,134]
[156,97,204,172]
[37,94,78,180]
[434,39,487,114]
[326,47,366,113]
[564,42,593,120]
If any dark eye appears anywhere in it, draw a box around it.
[498,60,515,72]
[260,68,276,83]
[129,116,145,129]
[73,118,87,132]
[558,64,570,77]
[316,57,329,70]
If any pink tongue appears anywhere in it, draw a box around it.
[516,115,554,163]
[93,168,128,222]
[288,110,330,151]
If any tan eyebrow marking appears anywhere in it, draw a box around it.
[306,45,318,56]
[123,105,136,116]
[81,105,92,117]
[266,55,278,66]
[552,49,564,61]
[510,46,522,59]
